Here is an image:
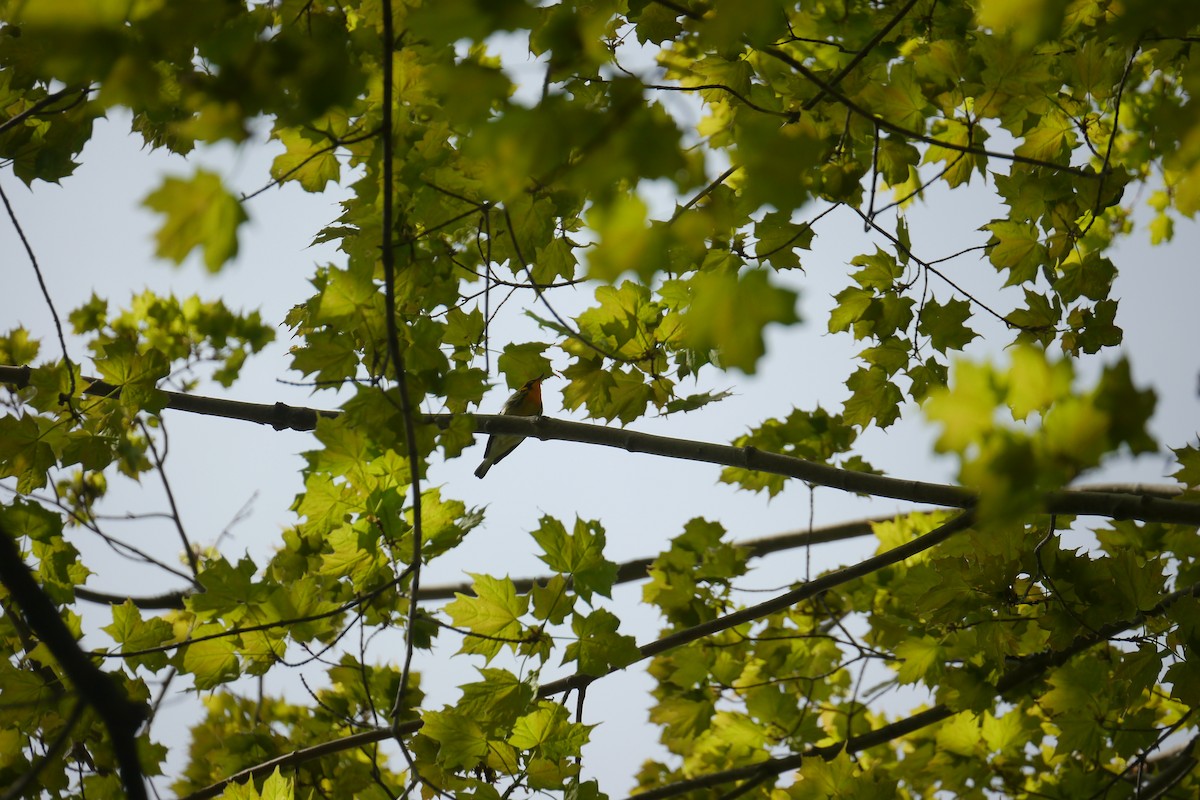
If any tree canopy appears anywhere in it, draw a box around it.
[2,0,1200,798]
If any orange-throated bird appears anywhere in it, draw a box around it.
[474,376,546,478]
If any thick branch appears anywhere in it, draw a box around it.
[2,364,1197,525]
[800,0,922,110]
[0,521,148,800]
[474,415,1198,524]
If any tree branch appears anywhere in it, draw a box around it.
[536,511,977,698]
[176,725,406,800]
[0,84,90,136]
[0,521,148,800]
[2,364,1197,525]
[631,576,1200,800]
[800,0,923,111]
[759,45,1098,178]
[175,513,977,800]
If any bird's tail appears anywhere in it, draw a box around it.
[474,460,492,479]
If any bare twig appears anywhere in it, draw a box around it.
[138,419,200,578]
[0,181,79,412]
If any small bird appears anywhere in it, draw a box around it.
[474,376,546,478]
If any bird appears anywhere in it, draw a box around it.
[474,375,546,478]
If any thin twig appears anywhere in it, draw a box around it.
[761,46,1098,178]
[139,419,200,578]
[800,0,923,110]
[0,181,79,412]
[1081,42,1140,236]
[92,566,414,659]
[0,85,90,137]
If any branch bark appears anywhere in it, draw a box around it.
[2,365,1197,525]
[0,521,148,800]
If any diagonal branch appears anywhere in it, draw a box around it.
[630,575,1200,800]
[177,725,404,800]
[800,0,923,111]
[536,510,976,698]
[0,84,91,137]
[0,521,148,800]
[177,513,975,800]
[759,45,1098,178]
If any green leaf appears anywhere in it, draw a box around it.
[182,629,240,690]
[1006,345,1072,421]
[530,516,619,602]
[754,211,813,269]
[444,574,529,661]
[680,268,799,374]
[458,668,536,732]
[976,0,1071,48]
[103,601,174,671]
[142,169,249,272]
[530,575,575,624]
[94,339,169,412]
[1170,445,1200,488]
[497,342,552,389]
[565,608,641,676]
[1092,358,1156,454]
[270,127,340,192]
[895,636,945,685]
[585,192,670,282]
[219,767,294,800]
[925,361,999,452]
[421,708,489,771]
[843,367,902,429]
[918,298,978,353]
[508,702,591,759]
[0,325,41,364]
[0,415,56,493]
[985,220,1048,285]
